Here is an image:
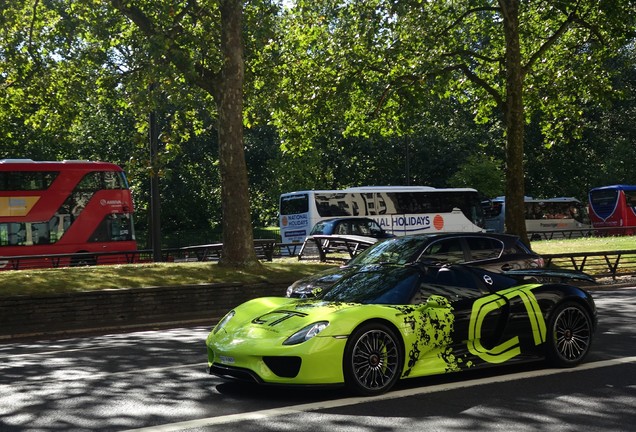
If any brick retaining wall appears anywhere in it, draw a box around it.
[0,282,290,340]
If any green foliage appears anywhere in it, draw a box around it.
[0,0,282,244]
[0,0,635,245]
[270,0,635,241]
[448,154,505,198]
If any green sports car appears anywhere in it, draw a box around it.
[206,263,597,396]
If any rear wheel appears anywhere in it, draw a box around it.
[70,254,97,267]
[343,323,402,396]
[546,302,593,367]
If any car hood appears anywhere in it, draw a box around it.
[287,265,358,297]
[212,296,402,343]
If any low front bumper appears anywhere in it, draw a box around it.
[206,335,348,385]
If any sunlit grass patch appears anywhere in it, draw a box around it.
[0,260,336,297]
[530,236,636,254]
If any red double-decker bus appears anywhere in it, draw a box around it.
[0,159,137,269]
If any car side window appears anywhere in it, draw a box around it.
[335,223,348,235]
[465,237,503,261]
[352,222,366,236]
[410,271,483,304]
[420,238,465,263]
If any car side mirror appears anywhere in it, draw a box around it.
[425,295,451,309]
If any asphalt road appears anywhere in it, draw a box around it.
[1,287,635,432]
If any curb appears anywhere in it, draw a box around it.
[0,282,290,342]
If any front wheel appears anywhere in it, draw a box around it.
[546,302,593,367]
[343,323,402,396]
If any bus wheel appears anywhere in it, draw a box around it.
[70,254,97,266]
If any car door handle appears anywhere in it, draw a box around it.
[501,264,513,271]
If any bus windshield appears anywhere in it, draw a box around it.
[588,185,636,234]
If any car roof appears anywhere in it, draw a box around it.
[389,232,521,241]
[317,217,377,225]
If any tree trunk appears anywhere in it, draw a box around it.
[500,0,529,245]
[217,0,260,267]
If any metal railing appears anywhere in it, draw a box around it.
[295,235,377,262]
[0,239,278,271]
[3,237,636,281]
[528,225,636,240]
[542,250,636,279]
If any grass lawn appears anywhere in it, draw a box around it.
[530,236,636,254]
[1,236,633,297]
[0,260,335,297]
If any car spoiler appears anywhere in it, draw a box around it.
[502,268,596,283]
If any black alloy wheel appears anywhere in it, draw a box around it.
[343,323,402,396]
[547,301,593,367]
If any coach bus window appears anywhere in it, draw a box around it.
[280,194,309,215]
[314,193,352,217]
[626,191,636,209]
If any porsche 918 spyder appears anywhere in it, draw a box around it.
[206,263,597,396]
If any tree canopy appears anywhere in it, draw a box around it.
[269,0,635,243]
[0,0,635,254]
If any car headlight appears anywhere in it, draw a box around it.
[286,279,309,297]
[213,310,235,334]
[283,321,329,345]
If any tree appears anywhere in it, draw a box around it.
[0,0,281,265]
[107,0,262,267]
[449,154,505,198]
[272,1,635,244]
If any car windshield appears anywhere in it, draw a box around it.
[347,236,429,266]
[310,221,329,235]
[321,266,421,304]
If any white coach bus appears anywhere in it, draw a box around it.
[482,196,591,238]
[279,186,485,243]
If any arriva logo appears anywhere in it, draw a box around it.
[100,199,123,206]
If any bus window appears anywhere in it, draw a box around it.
[48,214,69,243]
[31,222,50,245]
[0,171,58,191]
[90,214,134,243]
[6,222,26,246]
[484,196,591,234]
[625,190,636,209]
[280,194,309,215]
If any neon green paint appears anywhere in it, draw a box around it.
[468,285,546,364]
